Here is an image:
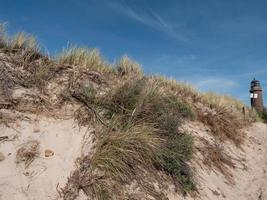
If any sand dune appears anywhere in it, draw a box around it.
[1,113,266,200]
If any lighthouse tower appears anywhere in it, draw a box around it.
[250,78,264,113]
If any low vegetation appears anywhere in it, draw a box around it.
[198,138,236,183]
[57,46,110,74]
[198,92,256,146]
[16,140,40,168]
[71,78,196,197]
[115,55,143,78]
[260,107,267,123]
[0,24,258,199]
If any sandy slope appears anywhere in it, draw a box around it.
[0,115,93,200]
[170,122,267,200]
[0,114,266,200]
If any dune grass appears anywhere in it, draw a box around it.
[0,23,8,48]
[9,32,39,52]
[83,78,196,194]
[57,46,110,73]
[199,138,235,183]
[148,75,200,103]
[0,26,259,199]
[0,23,39,54]
[260,107,267,123]
[198,92,257,145]
[91,124,160,182]
[115,55,143,79]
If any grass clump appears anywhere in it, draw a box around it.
[137,89,195,135]
[16,140,40,167]
[104,79,144,117]
[57,46,110,73]
[63,124,162,199]
[104,78,194,127]
[9,32,39,52]
[198,106,244,145]
[149,76,200,103]
[260,107,267,123]
[115,55,143,78]
[98,79,196,193]
[198,138,236,183]
[66,78,196,198]
[198,92,255,145]
[91,124,160,182]
[155,133,195,192]
[0,23,8,48]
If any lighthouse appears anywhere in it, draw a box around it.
[250,78,264,113]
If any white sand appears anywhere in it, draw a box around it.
[1,114,266,200]
[0,115,93,200]
[169,122,267,200]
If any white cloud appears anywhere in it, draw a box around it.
[185,77,239,93]
[106,1,189,43]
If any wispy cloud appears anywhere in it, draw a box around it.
[180,76,239,93]
[106,0,189,43]
[224,68,267,78]
[196,78,238,90]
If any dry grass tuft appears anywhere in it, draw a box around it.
[63,124,163,199]
[198,92,257,145]
[9,32,39,52]
[57,46,110,73]
[76,78,196,194]
[148,75,200,103]
[115,55,143,78]
[198,106,244,145]
[90,124,160,182]
[260,107,267,123]
[198,138,235,183]
[16,140,40,167]
[0,23,8,48]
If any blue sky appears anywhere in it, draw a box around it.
[0,0,267,105]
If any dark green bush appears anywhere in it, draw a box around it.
[105,80,143,117]
[137,93,194,137]
[261,107,267,123]
[155,133,195,192]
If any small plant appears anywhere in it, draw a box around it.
[63,123,162,199]
[115,55,143,78]
[149,75,200,103]
[0,23,8,48]
[198,105,244,145]
[9,32,39,52]
[199,138,235,183]
[97,79,196,194]
[260,107,267,123]
[105,79,144,117]
[16,140,40,167]
[57,46,110,73]
[91,124,160,182]
[155,133,195,192]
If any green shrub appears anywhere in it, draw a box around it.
[137,92,194,136]
[155,133,195,192]
[261,107,267,123]
[104,79,194,128]
[105,80,144,116]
